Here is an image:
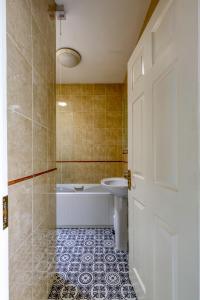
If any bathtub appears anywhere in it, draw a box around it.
[56,184,114,227]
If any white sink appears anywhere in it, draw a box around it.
[101,177,128,251]
[101,177,128,198]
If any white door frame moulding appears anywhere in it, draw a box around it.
[198,0,200,298]
[0,0,9,299]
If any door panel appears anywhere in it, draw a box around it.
[132,198,146,298]
[152,0,175,64]
[128,0,199,300]
[153,65,178,190]
[154,217,177,300]
[132,95,144,178]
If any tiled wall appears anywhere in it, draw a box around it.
[56,84,127,183]
[7,1,56,299]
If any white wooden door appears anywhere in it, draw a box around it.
[128,0,199,299]
[0,0,9,299]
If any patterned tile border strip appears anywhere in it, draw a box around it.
[8,168,57,186]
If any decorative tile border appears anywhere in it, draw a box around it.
[56,161,123,163]
[8,168,57,186]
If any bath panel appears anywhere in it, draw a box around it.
[56,184,114,227]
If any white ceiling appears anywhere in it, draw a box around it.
[56,0,150,84]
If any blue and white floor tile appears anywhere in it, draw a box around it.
[48,228,137,300]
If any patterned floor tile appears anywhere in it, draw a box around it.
[48,228,137,300]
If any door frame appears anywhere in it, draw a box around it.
[0,0,9,299]
[199,0,200,298]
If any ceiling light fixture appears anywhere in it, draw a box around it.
[56,48,81,68]
[57,101,67,107]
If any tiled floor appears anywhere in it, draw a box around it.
[48,228,137,300]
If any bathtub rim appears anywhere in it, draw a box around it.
[56,183,112,195]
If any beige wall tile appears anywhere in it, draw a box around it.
[80,144,93,160]
[62,144,74,161]
[32,20,47,80]
[82,84,94,95]
[33,175,48,231]
[86,128,94,145]
[56,163,62,183]
[73,163,94,183]
[31,0,49,38]
[73,128,94,146]
[33,69,48,126]
[106,111,122,128]
[93,145,106,161]
[48,88,56,132]
[47,173,56,229]
[105,162,123,177]
[9,236,32,300]
[58,84,71,96]
[73,145,83,160]
[74,112,94,129]
[62,126,74,145]
[32,270,48,300]
[94,84,106,95]
[122,162,128,174]
[93,128,106,145]
[9,180,33,257]
[8,2,56,299]
[70,95,83,112]
[7,0,32,64]
[105,145,122,161]
[82,95,94,112]
[61,163,74,183]
[105,128,122,145]
[56,133,62,161]
[7,36,32,118]
[106,95,122,111]
[73,128,84,145]
[56,96,73,113]
[33,123,48,173]
[56,84,125,183]
[8,111,33,180]
[94,112,106,128]
[70,84,82,95]
[92,163,106,183]
[48,194,56,229]
[48,130,56,169]
[123,153,128,162]
[93,95,106,112]
[105,84,122,96]
[59,111,73,128]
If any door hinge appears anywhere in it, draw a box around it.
[3,195,8,230]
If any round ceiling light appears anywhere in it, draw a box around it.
[56,48,81,68]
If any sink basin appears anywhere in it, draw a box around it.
[101,177,128,198]
[101,177,128,251]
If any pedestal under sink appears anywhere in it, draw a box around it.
[101,177,128,251]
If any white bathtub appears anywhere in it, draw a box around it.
[56,184,114,227]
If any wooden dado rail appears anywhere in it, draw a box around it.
[8,168,57,186]
[56,160,128,163]
[8,161,129,186]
